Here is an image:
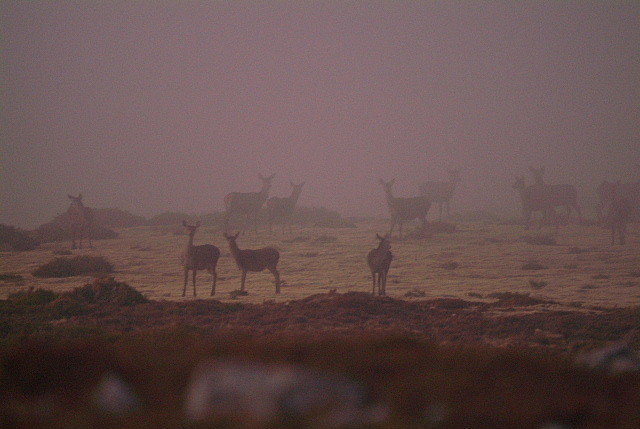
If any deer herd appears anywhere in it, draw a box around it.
[65,165,638,297]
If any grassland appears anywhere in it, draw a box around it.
[1,220,638,308]
[1,219,639,428]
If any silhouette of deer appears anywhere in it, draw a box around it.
[597,179,640,222]
[528,166,582,222]
[223,232,281,294]
[367,234,392,296]
[67,194,94,249]
[512,177,559,230]
[605,182,632,245]
[419,169,461,220]
[224,173,275,233]
[266,182,305,234]
[181,220,220,297]
[379,179,430,238]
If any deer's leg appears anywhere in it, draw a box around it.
[240,270,247,291]
[371,273,376,295]
[183,268,189,297]
[192,270,197,296]
[269,267,281,294]
[211,269,217,296]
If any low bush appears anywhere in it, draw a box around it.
[521,261,547,270]
[32,256,114,278]
[0,224,39,251]
[35,214,118,243]
[64,277,147,306]
[522,234,557,246]
[8,288,59,306]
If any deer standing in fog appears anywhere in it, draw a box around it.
[604,183,632,245]
[528,166,582,222]
[224,232,281,294]
[513,177,559,230]
[419,169,461,220]
[367,234,392,296]
[266,182,305,234]
[224,173,275,233]
[597,180,640,222]
[379,179,430,239]
[181,220,220,296]
[67,194,94,249]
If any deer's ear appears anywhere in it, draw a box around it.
[233,232,240,239]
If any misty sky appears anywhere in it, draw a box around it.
[2,2,639,228]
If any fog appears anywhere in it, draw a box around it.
[2,2,639,228]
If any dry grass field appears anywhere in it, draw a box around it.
[1,219,639,429]
[2,219,639,308]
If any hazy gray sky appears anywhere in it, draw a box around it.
[2,1,639,228]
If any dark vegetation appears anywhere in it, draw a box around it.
[0,224,39,251]
[522,234,557,246]
[32,256,114,278]
[0,286,639,428]
[35,214,118,243]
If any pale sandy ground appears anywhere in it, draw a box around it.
[1,220,639,309]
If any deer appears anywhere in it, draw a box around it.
[512,176,559,230]
[266,181,305,234]
[67,194,94,249]
[528,166,582,222]
[379,179,430,239]
[604,182,632,245]
[224,173,275,233]
[419,169,461,220]
[597,179,640,222]
[367,234,392,296]
[181,220,220,297]
[223,232,281,294]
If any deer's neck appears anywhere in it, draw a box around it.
[184,234,195,257]
[227,241,242,264]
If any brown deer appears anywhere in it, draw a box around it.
[419,169,461,220]
[605,182,632,245]
[67,194,94,249]
[528,166,582,222]
[266,181,305,233]
[224,173,275,233]
[512,176,559,230]
[223,232,281,294]
[181,221,220,297]
[367,234,392,296]
[379,179,430,238]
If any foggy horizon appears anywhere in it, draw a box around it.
[2,2,639,229]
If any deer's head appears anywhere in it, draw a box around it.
[375,233,391,251]
[182,220,201,237]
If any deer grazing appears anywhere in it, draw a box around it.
[513,176,559,230]
[224,173,276,233]
[379,179,430,238]
[181,221,220,297]
[367,234,392,296]
[266,181,305,233]
[528,166,582,222]
[223,232,281,294]
[67,194,94,249]
[419,169,461,220]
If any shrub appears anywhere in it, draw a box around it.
[64,277,147,306]
[292,206,356,228]
[0,273,24,283]
[529,279,548,289]
[93,208,147,228]
[0,224,39,251]
[440,261,459,270]
[9,288,59,306]
[32,256,114,278]
[35,214,118,243]
[522,234,557,245]
[521,261,547,270]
